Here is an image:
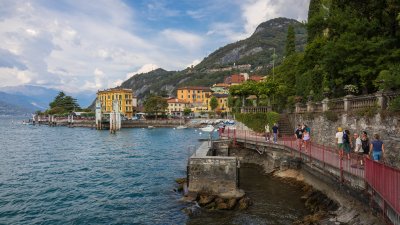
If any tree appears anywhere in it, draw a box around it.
[48,91,80,114]
[209,96,218,112]
[285,25,296,57]
[183,108,192,116]
[143,95,168,119]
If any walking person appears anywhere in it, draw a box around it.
[343,129,352,160]
[335,127,344,158]
[272,123,279,144]
[265,124,271,142]
[370,134,385,162]
[303,129,310,152]
[361,131,370,160]
[353,133,363,167]
[294,124,303,150]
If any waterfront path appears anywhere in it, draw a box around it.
[220,127,400,224]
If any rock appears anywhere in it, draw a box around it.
[175,178,186,184]
[216,202,229,210]
[204,201,216,210]
[227,198,237,209]
[198,194,215,206]
[238,196,252,210]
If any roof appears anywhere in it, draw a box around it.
[213,83,230,87]
[249,75,263,82]
[167,98,189,104]
[212,93,229,98]
[97,88,133,94]
[177,86,211,91]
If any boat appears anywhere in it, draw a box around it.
[176,125,187,129]
[200,125,215,132]
[148,126,155,129]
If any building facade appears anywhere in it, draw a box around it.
[97,88,136,118]
[167,98,190,116]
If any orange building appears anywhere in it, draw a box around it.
[176,86,212,104]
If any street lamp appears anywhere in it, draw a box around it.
[269,47,276,80]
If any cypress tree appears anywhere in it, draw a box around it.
[307,0,322,42]
[285,25,296,57]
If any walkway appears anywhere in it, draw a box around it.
[220,127,400,225]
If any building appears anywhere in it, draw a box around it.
[210,93,230,113]
[176,86,212,104]
[211,83,230,94]
[97,88,137,118]
[224,74,246,85]
[167,98,190,116]
[249,75,264,82]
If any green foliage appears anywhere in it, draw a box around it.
[354,106,379,118]
[183,108,192,116]
[80,112,95,117]
[323,111,338,122]
[48,91,80,114]
[375,64,400,91]
[235,112,280,132]
[285,25,296,57]
[388,96,400,112]
[143,95,168,118]
[209,96,218,111]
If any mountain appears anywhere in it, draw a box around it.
[0,91,41,115]
[120,17,307,101]
[0,85,96,111]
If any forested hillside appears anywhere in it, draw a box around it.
[119,17,307,100]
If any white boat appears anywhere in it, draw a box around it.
[176,125,187,129]
[148,126,155,129]
[200,125,215,132]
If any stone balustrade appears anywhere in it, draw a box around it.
[295,91,399,113]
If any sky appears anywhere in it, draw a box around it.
[0,0,310,93]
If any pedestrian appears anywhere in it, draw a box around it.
[361,131,370,159]
[343,129,352,160]
[303,129,310,152]
[335,127,344,158]
[265,124,271,142]
[353,133,363,166]
[272,123,279,144]
[294,124,303,150]
[370,134,385,162]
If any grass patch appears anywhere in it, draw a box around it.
[235,112,280,132]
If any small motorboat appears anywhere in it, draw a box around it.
[176,125,187,129]
[148,126,155,129]
[200,125,215,132]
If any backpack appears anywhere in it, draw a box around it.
[362,139,369,150]
[343,132,349,143]
[305,127,311,134]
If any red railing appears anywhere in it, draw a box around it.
[220,127,400,219]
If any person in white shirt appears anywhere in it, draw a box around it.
[335,127,344,158]
[353,133,363,166]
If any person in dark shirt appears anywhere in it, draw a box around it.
[294,124,303,150]
[370,134,384,162]
[361,131,370,157]
[272,123,279,144]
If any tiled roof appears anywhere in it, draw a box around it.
[177,86,211,91]
[167,98,189,104]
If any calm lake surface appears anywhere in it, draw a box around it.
[0,117,308,224]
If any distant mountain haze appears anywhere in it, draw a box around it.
[0,85,95,115]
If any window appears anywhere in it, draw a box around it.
[108,95,110,99]
[188,95,191,98]
[112,95,114,100]
[197,90,200,93]
[181,95,183,98]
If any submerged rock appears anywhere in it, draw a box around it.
[238,196,252,210]
[198,194,216,206]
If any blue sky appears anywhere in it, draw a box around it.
[0,0,310,93]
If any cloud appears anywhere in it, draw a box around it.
[187,59,201,68]
[0,49,27,70]
[125,63,159,79]
[161,29,204,52]
[240,0,310,36]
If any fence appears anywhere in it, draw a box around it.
[294,91,399,114]
[220,127,400,224]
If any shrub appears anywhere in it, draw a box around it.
[354,106,379,118]
[388,96,400,112]
[234,112,280,132]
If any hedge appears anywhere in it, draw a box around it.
[235,112,280,133]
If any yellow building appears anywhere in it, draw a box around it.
[167,98,190,116]
[177,86,212,104]
[97,88,136,118]
[209,93,230,113]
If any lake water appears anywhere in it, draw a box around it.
[0,117,308,224]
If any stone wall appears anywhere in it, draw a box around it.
[290,113,400,168]
[188,157,238,195]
